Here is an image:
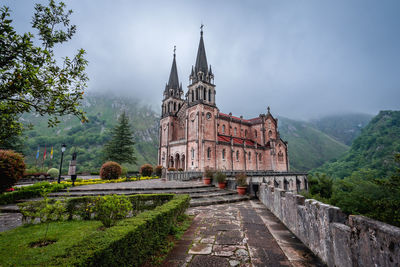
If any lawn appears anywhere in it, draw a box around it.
[0,220,102,266]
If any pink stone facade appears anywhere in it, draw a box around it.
[158,30,289,172]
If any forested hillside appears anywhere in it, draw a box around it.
[22,94,159,173]
[314,110,400,179]
[278,117,349,171]
[311,113,373,145]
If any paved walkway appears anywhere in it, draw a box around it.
[163,200,324,267]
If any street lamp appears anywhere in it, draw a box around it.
[58,144,66,183]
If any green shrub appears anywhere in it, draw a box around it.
[47,168,59,178]
[0,182,68,205]
[140,164,153,177]
[154,165,163,176]
[93,194,132,227]
[50,194,190,266]
[236,173,247,187]
[0,150,26,192]
[215,171,226,183]
[204,167,215,179]
[167,167,176,171]
[178,168,184,171]
[121,166,128,177]
[19,197,66,223]
[100,161,122,180]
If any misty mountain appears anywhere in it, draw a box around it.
[278,117,349,172]
[313,110,400,179]
[311,113,373,146]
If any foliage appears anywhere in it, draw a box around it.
[93,194,132,227]
[314,111,400,179]
[154,165,163,177]
[203,167,215,178]
[100,161,122,180]
[178,168,184,171]
[19,197,66,224]
[0,1,88,148]
[167,167,176,171]
[47,168,59,178]
[140,164,153,177]
[102,111,136,165]
[215,171,226,183]
[50,194,190,266]
[60,176,159,186]
[0,150,26,192]
[0,182,68,205]
[235,173,247,187]
[307,173,333,199]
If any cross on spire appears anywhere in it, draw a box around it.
[200,24,204,35]
[173,45,176,57]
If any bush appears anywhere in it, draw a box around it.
[140,164,153,177]
[204,167,215,179]
[93,194,132,227]
[154,165,163,176]
[215,171,226,183]
[0,150,26,192]
[47,168,59,178]
[236,173,248,187]
[100,161,122,180]
[178,168,184,171]
[167,167,176,171]
[121,166,128,177]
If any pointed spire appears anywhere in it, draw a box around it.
[167,46,179,90]
[194,25,208,76]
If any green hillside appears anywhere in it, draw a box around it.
[314,110,400,179]
[22,93,159,173]
[311,113,373,146]
[278,117,349,171]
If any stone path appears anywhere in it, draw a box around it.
[163,200,324,267]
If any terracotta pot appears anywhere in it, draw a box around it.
[203,178,212,185]
[237,186,247,195]
[218,182,226,189]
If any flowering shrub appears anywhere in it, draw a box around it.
[154,165,163,177]
[0,150,26,192]
[167,167,176,171]
[100,161,122,180]
[204,168,215,179]
[140,164,153,177]
[93,194,132,227]
[235,173,248,187]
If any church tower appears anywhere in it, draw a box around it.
[187,27,216,106]
[161,48,184,117]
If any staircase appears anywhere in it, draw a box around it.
[48,184,250,207]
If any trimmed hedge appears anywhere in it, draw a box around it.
[50,194,190,266]
[0,182,68,205]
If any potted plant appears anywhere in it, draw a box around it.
[236,173,248,195]
[215,171,227,189]
[203,168,215,185]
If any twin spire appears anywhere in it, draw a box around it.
[165,26,214,100]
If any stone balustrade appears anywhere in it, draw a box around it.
[259,184,400,267]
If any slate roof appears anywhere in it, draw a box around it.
[195,31,208,75]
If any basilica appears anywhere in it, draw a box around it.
[158,29,289,172]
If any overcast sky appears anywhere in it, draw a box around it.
[4,0,400,120]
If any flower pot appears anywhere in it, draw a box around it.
[203,178,212,185]
[237,186,247,195]
[218,182,226,189]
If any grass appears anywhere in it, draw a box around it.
[0,220,102,266]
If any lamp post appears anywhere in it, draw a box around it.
[58,144,66,183]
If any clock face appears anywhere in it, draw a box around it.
[206,112,212,120]
[190,112,196,121]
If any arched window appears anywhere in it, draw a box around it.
[191,148,195,159]
[269,130,272,138]
[248,152,251,161]
[259,154,262,161]
[168,103,170,112]
[222,149,225,159]
[162,152,165,161]
[236,150,239,161]
[203,88,206,100]
[245,130,247,137]
[278,151,284,162]
[255,130,258,137]
[174,102,176,111]
[196,89,198,100]
[207,147,211,159]
[222,125,225,133]
[191,91,194,102]
[208,90,211,101]
[234,127,237,136]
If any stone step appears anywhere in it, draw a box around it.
[49,187,222,197]
[189,194,251,207]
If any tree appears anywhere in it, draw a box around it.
[0,0,88,149]
[103,112,136,165]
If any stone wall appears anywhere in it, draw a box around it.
[259,184,400,267]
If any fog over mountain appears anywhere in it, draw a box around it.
[5,0,400,120]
